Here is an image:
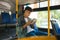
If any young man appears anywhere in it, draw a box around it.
[18,7,47,38]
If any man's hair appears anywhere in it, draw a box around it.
[25,7,32,12]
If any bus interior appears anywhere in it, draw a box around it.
[18,0,60,40]
[0,0,60,40]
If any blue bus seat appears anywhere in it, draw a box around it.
[1,12,11,24]
[51,20,60,35]
[11,13,16,24]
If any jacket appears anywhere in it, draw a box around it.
[17,15,34,38]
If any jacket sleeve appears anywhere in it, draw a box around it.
[17,16,27,38]
[18,16,22,27]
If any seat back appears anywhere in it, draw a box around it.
[11,13,16,24]
[1,12,11,24]
[51,20,60,35]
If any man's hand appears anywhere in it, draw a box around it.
[23,19,37,29]
[26,21,32,25]
[23,21,32,28]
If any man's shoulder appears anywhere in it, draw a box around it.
[19,15,24,19]
[19,15,24,18]
[18,16,24,22]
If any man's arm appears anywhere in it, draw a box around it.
[23,21,32,29]
[18,16,32,29]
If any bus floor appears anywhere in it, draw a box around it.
[16,36,57,40]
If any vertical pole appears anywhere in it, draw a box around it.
[16,0,18,39]
[16,0,18,18]
[48,0,50,37]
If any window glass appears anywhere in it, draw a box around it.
[29,9,60,29]
[29,11,49,29]
[50,10,60,28]
[24,0,60,8]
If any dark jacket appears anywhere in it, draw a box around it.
[17,15,34,38]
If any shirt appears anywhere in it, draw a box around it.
[24,18,34,33]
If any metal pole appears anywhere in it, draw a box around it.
[16,0,18,39]
[48,0,50,36]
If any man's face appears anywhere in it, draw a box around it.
[24,10,31,17]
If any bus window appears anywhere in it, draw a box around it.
[24,0,60,8]
[24,3,39,9]
[50,9,60,28]
[29,11,49,29]
[28,9,60,29]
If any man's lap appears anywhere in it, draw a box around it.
[26,30,48,37]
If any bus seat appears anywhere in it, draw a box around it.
[1,12,11,24]
[7,28,16,38]
[51,20,60,35]
[11,13,16,24]
[54,22,60,34]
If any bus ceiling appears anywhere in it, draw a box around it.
[0,0,15,13]
[0,0,48,12]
